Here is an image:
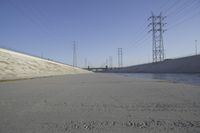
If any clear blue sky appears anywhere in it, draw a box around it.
[0,0,199,67]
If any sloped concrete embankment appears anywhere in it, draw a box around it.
[0,48,91,81]
[113,55,200,73]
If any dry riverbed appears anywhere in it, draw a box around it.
[0,73,200,133]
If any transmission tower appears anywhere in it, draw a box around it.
[73,41,77,67]
[148,12,166,62]
[118,48,123,68]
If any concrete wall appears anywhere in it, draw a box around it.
[111,55,200,73]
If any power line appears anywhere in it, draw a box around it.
[7,0,63,59]
[134,34,151,48]
[156,0,172,12]
[133,32,150,47]
[166,0,197,17]
[131,30,149,46]
[7,0,46,33]
[156,0,199,30]
[131,22,148,44]
[165,0,199,27]
[167,10,200,30]
[162,0,181,14]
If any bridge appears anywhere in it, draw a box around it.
[83,66,115,72]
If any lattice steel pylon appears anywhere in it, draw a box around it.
[148,12,166,62]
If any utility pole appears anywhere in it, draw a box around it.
[148,12,166,62]
[41,52,43,58]
[84,58,87,68]
[73,41,77,67]
[118,48,123,68]
[109,56,113,68]
[106,59,108,66]
[195,40,198,55]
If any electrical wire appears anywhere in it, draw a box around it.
[167,10,200,30]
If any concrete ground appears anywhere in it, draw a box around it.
[0,73,200,133]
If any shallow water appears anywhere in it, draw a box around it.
[119,73,200,86]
